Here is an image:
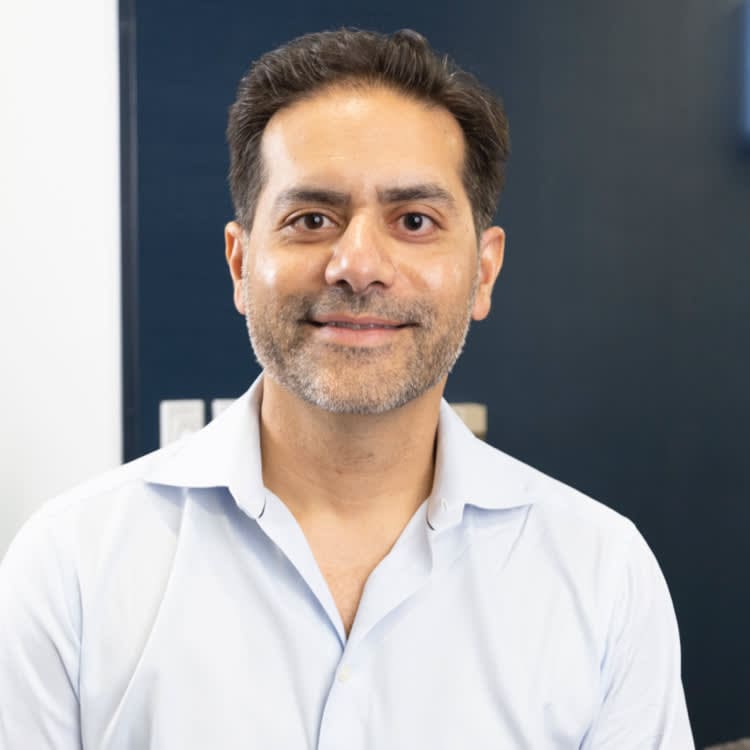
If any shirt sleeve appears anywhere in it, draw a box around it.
[580,526,694,749]
[0,510,82,749]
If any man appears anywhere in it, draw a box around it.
[0,29,692,749]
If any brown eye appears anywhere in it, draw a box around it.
[288,212,336,232]
[302,213,326,229]
[399,213,436,234]
[404,214,424,230]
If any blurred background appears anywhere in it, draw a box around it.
[1,0,748,746]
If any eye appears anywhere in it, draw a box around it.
[397,213,437,235]
[289,212,336,231]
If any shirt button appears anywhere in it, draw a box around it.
[338,665,352,683]
[440,497,449,512]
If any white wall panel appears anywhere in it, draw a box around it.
[0,0,122,558]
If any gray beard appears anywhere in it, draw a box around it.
[242,276,477,415]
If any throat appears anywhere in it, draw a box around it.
[258,372,440,521]
[300,505,414,637]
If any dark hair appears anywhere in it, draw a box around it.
[227,28,510,232]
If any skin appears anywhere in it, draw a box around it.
[225,84,504,633]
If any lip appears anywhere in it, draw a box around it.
[304,314,414,346]
[310,314,408,328]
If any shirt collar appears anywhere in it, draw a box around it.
[143,374,536,530]
[425,398,536,531]
[143,376,267,519]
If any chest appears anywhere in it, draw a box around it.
[314,551,385,635]
[81,490,609,749]
[85,538,599,750]
[299,520,402,636]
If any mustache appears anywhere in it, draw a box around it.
[298,288,434,326]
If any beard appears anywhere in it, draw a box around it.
[242,271,478,415]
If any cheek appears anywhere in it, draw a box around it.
[257,241,333,285]
[399,253,477,302]
[249,251,282,290]
[246,250,311,299]
[239,256,277,318]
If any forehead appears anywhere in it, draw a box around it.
[257,85,468,206]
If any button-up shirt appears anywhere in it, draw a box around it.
[0,376,693,748]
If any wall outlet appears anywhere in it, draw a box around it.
[159,399,205,447]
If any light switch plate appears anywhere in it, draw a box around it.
[210,398,236,420]
[450,402,488,439]
[159,399,205,447]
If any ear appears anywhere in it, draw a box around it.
[225,221,247,315]
[471,226,505,321]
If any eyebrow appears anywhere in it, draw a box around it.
[272,183,457,213]
[377,183,457,210]
[273,188,351,213]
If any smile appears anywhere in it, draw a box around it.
[302,316,415,347]
[306,314,415,329]
[313,321,403,330]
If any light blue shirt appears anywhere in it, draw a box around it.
[0,376,693,749]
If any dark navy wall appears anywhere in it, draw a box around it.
[125,1,750,745]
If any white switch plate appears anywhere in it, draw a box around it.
[210,398,236,420]
[159,399,205,447]
[450,402,488,439]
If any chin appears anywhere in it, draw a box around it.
[280,367,446,416]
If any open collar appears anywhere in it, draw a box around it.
[425,399,537,531]
[144,374,537,530]
[143,377,267,519]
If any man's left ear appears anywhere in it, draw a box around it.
[471,226,505,321]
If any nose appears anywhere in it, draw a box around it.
[324,214,396,293]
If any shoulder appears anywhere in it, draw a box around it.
[469,433,639,542]
[440,403,647,571]
[28,440,183,524]
[1,440,189,597]
[467,437,663,607]
[473,442,678,663]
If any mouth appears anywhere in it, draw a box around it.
[301,315,416,345]
[308,321,407,330]
[305,315,415,330]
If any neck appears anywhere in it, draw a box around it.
[259,375,444,527]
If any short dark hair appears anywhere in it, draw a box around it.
[227,28,510,233]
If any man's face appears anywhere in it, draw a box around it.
[226,85,504,414]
